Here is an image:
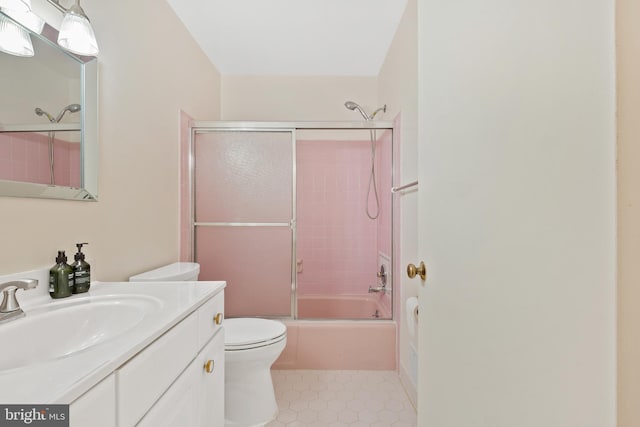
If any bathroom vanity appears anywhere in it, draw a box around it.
[0,275,225,426]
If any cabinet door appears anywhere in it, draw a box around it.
[138,330,225,427]
[117,315,197,426]
[199,330,224,427]
[69,374,116,427]
[137,360,201,427]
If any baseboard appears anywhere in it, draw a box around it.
[399,362,417,410]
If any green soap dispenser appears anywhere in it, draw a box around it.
[72,243,91,294]
[49,250,74,298]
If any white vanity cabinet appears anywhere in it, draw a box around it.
[120,290,225,426]
[136,292,225,427]
[69,374,116,427]
[138,331,224,427]
[67,288,225,427]
[0,277,225,427]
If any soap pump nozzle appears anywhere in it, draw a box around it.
[55,250,67,264]
[74,243,88,261]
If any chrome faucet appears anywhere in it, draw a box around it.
[0,279,38,324]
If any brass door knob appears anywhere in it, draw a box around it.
[204,360,215,373]
[407,261,427,280]
[214,313,223,325]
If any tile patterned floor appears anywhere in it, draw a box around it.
[266,370,417,427]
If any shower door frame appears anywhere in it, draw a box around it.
[190,121,395,320]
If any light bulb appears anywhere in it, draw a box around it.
[57,2,98,56]
[0,12,33,57]
[1,7,44,34]
[0,0,30,13]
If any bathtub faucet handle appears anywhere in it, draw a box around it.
[376,265,387,285]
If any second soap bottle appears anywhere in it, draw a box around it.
[72,243,91,294]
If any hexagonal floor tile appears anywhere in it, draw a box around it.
[265,370,416,426]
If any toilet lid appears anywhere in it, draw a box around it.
[224,318,286,350]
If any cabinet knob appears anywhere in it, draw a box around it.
[204,360,215,374]
[214,313,223,325]
[407,261,427,281]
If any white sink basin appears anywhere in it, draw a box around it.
[0,279,224,404]
[0,295,162,372]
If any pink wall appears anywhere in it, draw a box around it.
[0,132,80,187]
[296,139,385,296]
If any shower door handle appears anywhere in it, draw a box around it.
[407,262,427,281]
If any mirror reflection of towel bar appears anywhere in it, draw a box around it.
[391,180,418,193]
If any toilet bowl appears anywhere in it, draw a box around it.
[224,318,286,426]
[129,262,287,426]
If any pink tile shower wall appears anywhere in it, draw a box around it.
[0,132,79,187]
[297,294,392,319]
[52,135,81,188]
[296,140,379,296]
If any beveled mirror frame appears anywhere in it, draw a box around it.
[0,6,98,201]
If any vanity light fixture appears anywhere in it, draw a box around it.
[56,0,98,56]
[0,12,34,56]
[0,0,43,57]
[1,6,44,34]
[0,0,30,12]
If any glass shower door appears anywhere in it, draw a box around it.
[193,130,294,318]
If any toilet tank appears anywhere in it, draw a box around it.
[129,262,200,282]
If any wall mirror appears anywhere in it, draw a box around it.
[0,8,98,201]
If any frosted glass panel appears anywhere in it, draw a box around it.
[194,131,293,223]
[196,226,292,317]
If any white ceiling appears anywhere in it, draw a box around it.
[166,0,408,76]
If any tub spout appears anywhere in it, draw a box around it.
[368,285,388,294]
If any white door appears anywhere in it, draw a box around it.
[415,1,616,426]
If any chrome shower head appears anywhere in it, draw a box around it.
[55,103,81,122]
[35,107,55,123]
[35,104,81,123]
[344,101,370,121]
[344,101,387,120]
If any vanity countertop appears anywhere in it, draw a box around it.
[0,280,225,404]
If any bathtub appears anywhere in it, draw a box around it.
[297,293,391,319]
[272,294,396,370]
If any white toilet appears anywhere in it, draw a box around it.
[129,262,287,427]
[224,318,286,426]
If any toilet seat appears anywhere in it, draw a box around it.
[224,318,286,351]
